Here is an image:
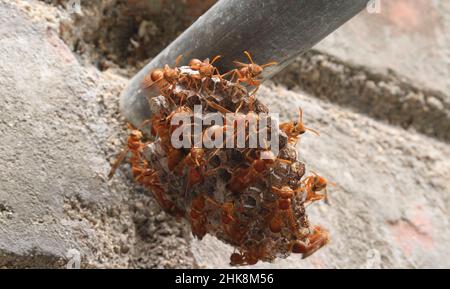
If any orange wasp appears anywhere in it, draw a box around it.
[108,127,148,180]
[165,105,193,127]
[176,147,217,194]
[279,107,319,144]
[268,185,304,234]
[302,172,333,204]
[291,225,330,259]
[150,108,190,172]
[142,55,183,93]
[136,166,176,213]
[222,51,276,93]
[227,150,290,194]
[150,114,173,150]
[170,55,222,94]
[205,196,247,244]
[189,55,222,78]
[183,147,207,184]
[108,127,175,213]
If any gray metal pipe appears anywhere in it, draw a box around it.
[120,0,369,127]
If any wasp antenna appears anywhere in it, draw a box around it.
[211,55,222,65]
[175,54,183,66]
[137,119,152,130]
[243,51,254,64]
[311,171,319,177]
[306,127,320,136]
[207,148,221,163]
[204,195,220,207]
[205,99,233,114]
[142,76,154,89]
[298,107,303,124]
[233,60,247,68]
[277,158,292,164]
[249,94,256,112]
[108,148,129,179]
[142,76,163,89]
[261,137,270,151]
[261,61,277,68]
[271,186,282,193]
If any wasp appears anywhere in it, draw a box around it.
[269,186,303,235]
[222,51,276,96]
[108,128,147,179]
[136,166,176,213]
[291,225,330,259]
[206,197,247,244]
[184,147,208,186]
[227,150,291,194]
[108,127,175,213]
[151,108,191,171]
[279,108,319,144]
[142,55,183,94]
[302,172,331,204]
[187,55,223,93]
[189,55,222,78]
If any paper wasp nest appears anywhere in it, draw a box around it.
[111,54,330,266]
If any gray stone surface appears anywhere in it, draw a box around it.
[317,0,450,94]
[274,50,450,142]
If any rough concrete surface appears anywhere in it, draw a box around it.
[317,0,450,94]
[274,50,450,142]
[0,0,195,268]
[0,0,449,268]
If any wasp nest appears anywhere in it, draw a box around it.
[110,53,330,266]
